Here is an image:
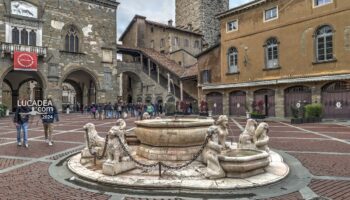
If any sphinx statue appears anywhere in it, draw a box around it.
[238,119,258,149]
[202,126,226,179]
[254,122,270,152]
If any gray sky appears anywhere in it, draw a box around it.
[117,0,252,40]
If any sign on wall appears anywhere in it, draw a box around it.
[14,51,38,71]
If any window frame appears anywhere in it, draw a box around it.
[201,70,211,84]
[65,26,80,53]
[227,47,239,73]
[264,38,280,69]
[314,25,334,62]
[263,6,278,22]
[226,19,239,33]
[313,0,333,8]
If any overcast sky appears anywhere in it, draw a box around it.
[117,0,253,40]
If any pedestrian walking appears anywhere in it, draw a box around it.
[38,97,59,146]
[13,101,31,148]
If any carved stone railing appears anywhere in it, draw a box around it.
[0,42,47,57]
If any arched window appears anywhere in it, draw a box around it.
[29,30,36,46]
[65,26,79,52]
[265,38,279,69]
[228,47,238,73]
[21,28,28,45]
[12,27,19,44]
[315,25,333,62]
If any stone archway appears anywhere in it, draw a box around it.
[1,69,47,111]
[253,89,275,117]
[284,86,312,117]
[321,81,350,118]
[62,69,98,109]
[206,92,223,115]
[119,71,143,104]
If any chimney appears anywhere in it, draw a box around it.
[168,19,173,26]
[187,23,193,30]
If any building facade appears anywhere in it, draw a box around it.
[0,0,119,111]
[175,0,229,47]
[201,0,350,118]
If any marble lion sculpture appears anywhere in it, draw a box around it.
[82,123,105,157]
[215,115,229,149]
[105,125,129,163]
[254,122,270,152]
[238,119,258,149]
[202,125,226,179]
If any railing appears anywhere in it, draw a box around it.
[0,42,47,57]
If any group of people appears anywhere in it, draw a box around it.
[14,97,59,148]
[83,101,164,120]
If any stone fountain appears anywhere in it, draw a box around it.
[68,115,289,190]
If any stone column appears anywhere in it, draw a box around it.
[157,65,160,83]
[312,84,321,104]
[223,91,230,116]
[275,87,284,118]
[246,90,254,113]
[167,73,170,93]
[12,90,19,111]
[180,81,183,101]
[119,73,123,97]
[148,58,151,76]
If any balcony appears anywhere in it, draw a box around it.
[0,42,47,57]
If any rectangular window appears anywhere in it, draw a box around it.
[227,20,238,32]
[264,7,278,21]
[184,39,189,47]
[160,39,164,48]
[201,70,211,84]
[314,0,332,7]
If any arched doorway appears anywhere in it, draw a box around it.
[322,81,350,118]
[62,70,97,110]
[253,89,275,117]
[229,91,246,116]
[121,71,142,103]
[284,86,312,117]
[206,92,223,115]
[1,70,45,111]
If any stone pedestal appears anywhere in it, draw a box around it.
[102,161,136,176]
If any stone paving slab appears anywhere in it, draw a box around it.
[0,158,27,170]
[0,162,111,200]
[290,153,350,177]
[269,139,350,153]
[0,141,80,158]
[309,179,350,200]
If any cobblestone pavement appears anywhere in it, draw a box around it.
[0,114,349,199]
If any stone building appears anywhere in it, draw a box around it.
[119,15,202,66]
[175,0,229,47]
[118,15,201,104]
[0,0,119,111]
[200,0,350,119]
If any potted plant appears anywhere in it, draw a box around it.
[305,103,323,123]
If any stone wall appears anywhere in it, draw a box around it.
[176,0,229,47]
[0,0,119,111]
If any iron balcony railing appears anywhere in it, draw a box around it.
[0,42,47,57]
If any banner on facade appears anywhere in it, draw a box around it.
[14,51,38,71]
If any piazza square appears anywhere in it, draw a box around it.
[0,0,350,200]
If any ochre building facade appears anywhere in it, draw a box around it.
[200,0,350,118]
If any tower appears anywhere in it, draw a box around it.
[175,0,229,47]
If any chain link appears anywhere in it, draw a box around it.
[84,129,109,160]
[116,133,210,170]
